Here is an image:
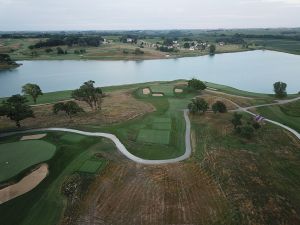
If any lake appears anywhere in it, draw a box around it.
[0,50,299,97]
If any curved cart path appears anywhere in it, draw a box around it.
[0,110,191,165]
[229,96,300,140]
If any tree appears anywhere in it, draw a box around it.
[0,95,34,127]
[231,112,243,129]
[56,47,64,54]
[183,43,190,49]
[240,125,255,139]
[53,101,84,118]
[212,101,227,113]
[188,78,207,91]
[273,81,287,98]
[209,44,216,55]
[188,98,209,114]
[72,80,103,111]
[134,48,144,55]
[22,83,43,104]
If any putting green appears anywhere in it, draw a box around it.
[137,129,170,144]
[0,140,56,183]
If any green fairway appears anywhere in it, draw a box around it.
[60,133,86,143]
[0,140,56,183]
[78,159,105,173]
[0,133,114,225]
[137,129,170,144]
[152,122,171,130]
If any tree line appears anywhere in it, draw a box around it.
[29,36,104,49]
[0,80,103,127]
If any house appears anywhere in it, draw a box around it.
[189,47,195,51]
[219,42,225,46]
[127,38,133,43]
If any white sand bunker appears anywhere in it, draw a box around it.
[152,93,164,97]
[0,164,48,204]
[20,134,47,141]
[174,88,183,93]
[142,88,151,95]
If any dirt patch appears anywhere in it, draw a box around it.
[76,162,231,225]
[0,90,155,130]
[20,134,47,141]
[142,88,151,95]
[174,88,183,93]
[152,93,164,97]
[0,164,48,204]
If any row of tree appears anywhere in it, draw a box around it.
[0,80,103,127]
[29,36,104,49]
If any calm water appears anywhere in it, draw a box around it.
[0,50,299,97]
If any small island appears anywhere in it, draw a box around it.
[0,54,20,70]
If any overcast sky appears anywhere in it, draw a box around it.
[1,0,300,31]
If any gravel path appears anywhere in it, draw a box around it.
[0,110,192,165]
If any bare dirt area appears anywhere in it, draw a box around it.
[76,161,231,225]
[0,164,48,204]
[0,90,155,130]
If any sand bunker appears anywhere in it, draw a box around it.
[0,164,48,204]
[20,134,47,141]
[152,93,164,97]
[142,88,151,95]
[174,88,183,93]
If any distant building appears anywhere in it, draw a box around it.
[127,38,133,43]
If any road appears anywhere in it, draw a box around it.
[0,110,192,165]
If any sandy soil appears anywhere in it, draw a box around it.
[20,134,47,141]
[152,93,164,97]
[76,161,230,225]
[0,164,48,204]
[174,88,183,93]
[142,88,151,95]
[0,90,155,130]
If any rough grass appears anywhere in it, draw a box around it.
[191,112,300,224]
[0,140,56,183]
[257,100,300,133]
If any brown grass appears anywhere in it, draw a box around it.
[0,90,155,131]
[76,161,232,225]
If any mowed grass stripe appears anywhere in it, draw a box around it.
[152,122,171,130]
[78,160,104,174]
[137,129,170,145]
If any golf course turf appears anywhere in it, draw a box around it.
[0,80,299,225]
[0,140,56,183]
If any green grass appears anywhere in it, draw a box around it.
[0,140,56,183]
[152,122,171,130]
[137,129,170,144]
[78,159,104,173]
[257,100,300,133]
[0,132,115,225]
[60,133,86,143]
[150,84,175,96]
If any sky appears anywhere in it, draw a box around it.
[0,0,300,31]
